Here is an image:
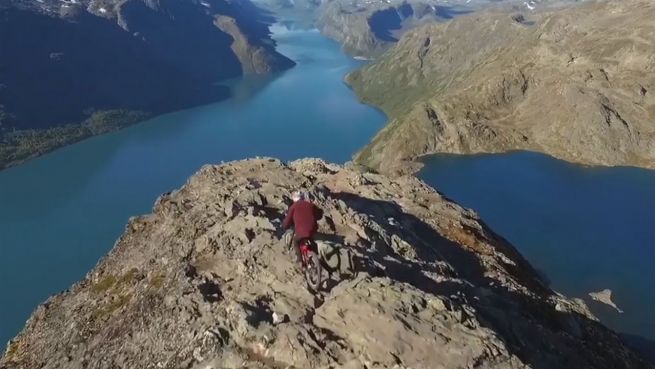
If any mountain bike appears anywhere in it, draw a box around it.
[298,238,323,293]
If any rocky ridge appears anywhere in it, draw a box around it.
[312,0,587,58]
[2,158,652,369]
[589,289,624,314]
[348,0,655,174]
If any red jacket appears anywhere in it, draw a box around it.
[282,200,323,238]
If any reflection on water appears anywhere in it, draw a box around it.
[218,70,284,105]
[0,24,385,344]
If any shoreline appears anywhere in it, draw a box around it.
[3,158,652,367]
[0,110,151,171]
[348,99,655,176]
[0,22,386,347]
[415,149,655,359]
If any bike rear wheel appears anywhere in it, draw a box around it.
[304,250,323,293]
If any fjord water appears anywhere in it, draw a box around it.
[420,152,655,345]
[0,25,385,344]
[2,21,654,362]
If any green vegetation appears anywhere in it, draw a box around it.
[90,293,133,321]
[149,273,166,289]
[3,338,24,364]
[91,275,118,293]
[89,268,140,321]
[0,109,150,170]
[346,68,442,119]
[91,268,139,295]
[85,110,150,134]
[354,119,399,165]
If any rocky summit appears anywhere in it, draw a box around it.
[348,0,655,174]
[2,158,651,369]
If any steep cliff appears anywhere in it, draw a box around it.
[348,0,655,174]
[0,0,294,170]
[1,158,651,368]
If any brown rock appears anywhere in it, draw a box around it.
[1,158,651,369]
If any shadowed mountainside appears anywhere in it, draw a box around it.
[315,0,465,58]
[0,0,294,170]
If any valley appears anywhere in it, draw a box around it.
[1,0,655,366]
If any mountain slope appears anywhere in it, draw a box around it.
[348,0,655,174]
[316,0,455,58]
[0,0,294,170]
[315,0,587,58]
[1,158,651,369]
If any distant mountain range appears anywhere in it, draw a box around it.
[0,0,294,169]
[253,0,588,57]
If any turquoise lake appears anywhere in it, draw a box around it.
[0,21,653,359]
[0,25,386,345]
[420,152,655,351]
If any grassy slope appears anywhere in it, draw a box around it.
[348,1,655,174]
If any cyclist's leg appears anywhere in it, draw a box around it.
[292,236,303,264]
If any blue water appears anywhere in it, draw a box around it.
[420,152,655,346]
[2,20,654,361]
[0,25,385,345]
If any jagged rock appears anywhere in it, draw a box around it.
[589,288,624,313]
[271,311,289,326]
[1,158,651,369]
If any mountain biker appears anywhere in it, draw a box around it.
[282,190,323,264]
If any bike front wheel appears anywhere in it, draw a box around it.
[304,251,323,293]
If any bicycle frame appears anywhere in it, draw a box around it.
[299,240,312,265]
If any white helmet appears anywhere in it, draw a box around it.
[291,190,306,202]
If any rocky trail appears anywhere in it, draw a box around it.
[1,158,651,369]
